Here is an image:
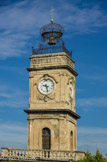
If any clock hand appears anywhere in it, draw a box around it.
[45,85,49,92]
[43,84,49,92]
[43,84,46,87]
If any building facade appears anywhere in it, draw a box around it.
[25,20,80,152]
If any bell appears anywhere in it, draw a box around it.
[48,36,56,45]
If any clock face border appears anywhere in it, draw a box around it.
[38,78,54,95]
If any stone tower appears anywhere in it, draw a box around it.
[24,19,80,152]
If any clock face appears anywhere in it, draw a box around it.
[69,82,73,97]
[38,79,54,94]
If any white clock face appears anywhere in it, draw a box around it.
[69,82,73,97]
[38,79,54,94]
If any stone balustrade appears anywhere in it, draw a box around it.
[1,148,85,161]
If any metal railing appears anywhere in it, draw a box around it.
[32,45,72,58]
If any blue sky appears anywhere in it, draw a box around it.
[0,0,107,156]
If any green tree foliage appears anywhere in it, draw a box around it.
[94,150,105,162]
[78,150,105,162]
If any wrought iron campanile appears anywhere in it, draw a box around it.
[32,18,72,56]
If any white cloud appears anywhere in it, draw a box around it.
[77,97,107,110]
[0,65,25,75]
[77,126,107,155]
[0,0,107,59]
[0,122,27,149]
[76,88,85,92]
[0,85,28,108]
[0,122,27,134]
[80,73,107,82]
[56,1,107,33]
[78,127,107,135]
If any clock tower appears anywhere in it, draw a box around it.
[25,19,80,152]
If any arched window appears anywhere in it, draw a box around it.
[70,131,73,150]
[71,131,73,136]
[42,128,51,149]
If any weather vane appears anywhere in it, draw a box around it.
[50,6,54,22]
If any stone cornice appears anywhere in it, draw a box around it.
[27,65,78,76]
[24,109,80,119]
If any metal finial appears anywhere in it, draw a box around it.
[50,6,54,22]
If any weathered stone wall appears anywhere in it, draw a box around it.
[28,113,77,150]
[26,52,79,152]
[29,69,76,112]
